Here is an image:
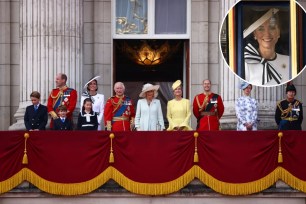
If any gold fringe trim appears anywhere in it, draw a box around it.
[24,168,111,195]
[111,166,195,195]
[0,169,25,194]
[3,166,306,195]
[279,167,306,193]
[195,165,281,195]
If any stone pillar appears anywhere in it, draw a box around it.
[0,0,11,130]
[190,0,210,128]
[9,0,83,130]
[219,0,283,130]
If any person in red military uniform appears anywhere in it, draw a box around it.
[193,79,224,130]
[47,73,77,129]
[104,82,135,131]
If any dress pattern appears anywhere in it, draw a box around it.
[235,96,258,131]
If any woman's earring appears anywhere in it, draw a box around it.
[254,36,257,40]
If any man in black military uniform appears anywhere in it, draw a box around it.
[275,83,303,130]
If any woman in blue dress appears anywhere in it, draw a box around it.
[235,81,258,130]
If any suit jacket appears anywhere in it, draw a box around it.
[53,118,73,130]
[24,104,48,130]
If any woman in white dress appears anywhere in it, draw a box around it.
[80,76,105,130]
[235,81,258,131]
[135,83,165,131]
[244,8,289,86]
[167,80,192,131]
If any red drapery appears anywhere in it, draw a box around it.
[0,130,306,195]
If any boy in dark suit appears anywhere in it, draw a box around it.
[53,105,73,130]
[24,91,48,131]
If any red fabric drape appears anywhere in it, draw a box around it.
[0,132,24,181]
[112,131,194,182]
[197,131,279,183]
[26,131,110,182]
[281,131,306,180]
[1,130,306,195]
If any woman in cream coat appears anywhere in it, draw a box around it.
[167,80,192,130]
[135,83,165,131]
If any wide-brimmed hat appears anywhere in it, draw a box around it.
[243,8,279,39]
[172,80,182,90]
[139,83,159,98]
[83,76,100,89]
[240,81,252,90]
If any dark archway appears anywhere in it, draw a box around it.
[113,39,190,127]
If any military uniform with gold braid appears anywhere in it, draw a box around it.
[193,92,224,131]
[275,83,303,130]
[47,85,77,129]
[104,95,135,131]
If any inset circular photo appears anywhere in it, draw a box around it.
[220,0,306,87]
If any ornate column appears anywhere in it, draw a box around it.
[9,0,83,130]
[219,0,283,130]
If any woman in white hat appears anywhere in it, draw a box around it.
[235,81,258,130]
[244,8,289,86]
[80,76,105,130]
[166,80,192,131]
[135,83,165,131]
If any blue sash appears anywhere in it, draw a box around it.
[114,97,131,118]
[53,88,73,111]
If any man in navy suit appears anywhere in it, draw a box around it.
[24,91,48,131]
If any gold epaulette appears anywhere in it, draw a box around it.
[50,88,63,99]
[276,99,286,113]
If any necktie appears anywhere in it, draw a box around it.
[34,105,38,111]
[61,118,65,123]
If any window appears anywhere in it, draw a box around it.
[113,0,190,38]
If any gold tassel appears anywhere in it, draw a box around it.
[22,153,28,164]
[278,152,283,163]
[194,152,199,163]
[109,152,114,163]
[109,133,115,163]
[278,132,283,163]
[22,133,30,164]
[194,132,199,163]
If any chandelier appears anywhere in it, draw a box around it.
[121,40,180,66]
